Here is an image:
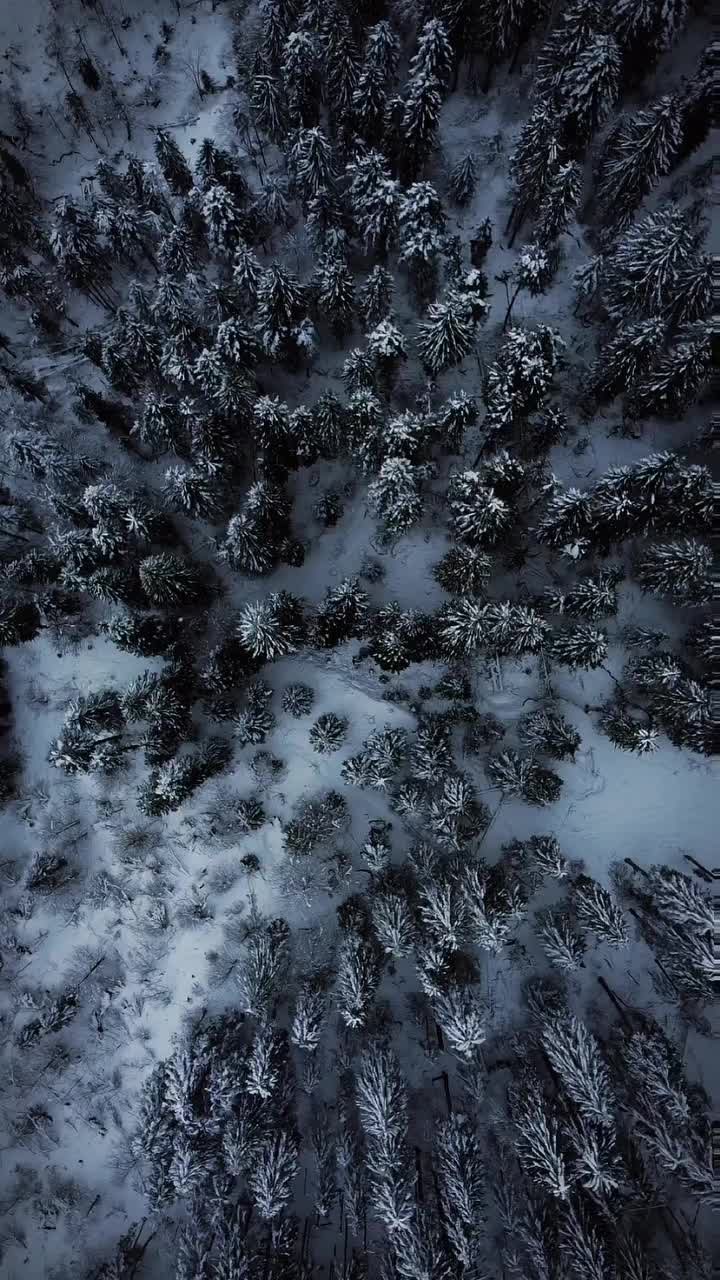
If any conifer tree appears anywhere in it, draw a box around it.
[314,254,355,337]
[417,289,484,376]
[282,30,321,126]
[288,126,336,204]
[251,71,288,142]
[506,104,562,245]
[237,592,304,661]
[604,208,702,323]
[154,130,194,196]
[368,457,427,540]
[250,1131,298,1220]
[635,539,711,607]
[572,875,629,947]
[535,161,582,245]
[536,908,586,972]
[448,153,476,206]
[596,95,683,229]
[401,74,442,181]
[139,554,208,608]
[563,33,621,145]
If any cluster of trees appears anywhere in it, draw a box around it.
[118,848,712,1278]
[0,0,713,1274]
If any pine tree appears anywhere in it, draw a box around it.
[337,935,382,1028]
[367,457,427,540]
[372,893,416,957]
[358,266,394,329]
[506,104,563,245]
[291,984,326,1051]
[282,30,321,126]
[509,1081,573,1199]
[519,707,581,761]
[309,712,348,754]
[435,1115,485,1272]
[612,0,688,78]
[202,184,245,256]
[604,208,701,323]
[541,1013,615,1127]
[548,624,608,671]
[525,834,569,881]
[563,34,621,145]
[401,74,442,181]
[237,592,304,661]
[139,554,208,607]
[251,71,288,142]
[288,126,336,204]
[448,153,476,205]
[636,539,711,607]
[282,683,315,717]
[250,1131,298,1220]
[154,130,194,196]
[314,254,355,337]
[0,599,41,646]
[536,909,586,972]
[535,161,582,245]
[417,289,483,376]
[357,1044,407,1141]
[596,95,684,229]
[434,986,487,1059]
[447,471,513,548]
[311,577,369,647]
[257,265,306,359]
[433,545,492,595]
[487,750,562,807]
[573,875,629,946]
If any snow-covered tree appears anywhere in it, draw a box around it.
[282,683,315,718]
[282,30,321,125]
[573,875,629,947]
[337,936,382,1028]
[604,208,702,324]
[314,254,355,337]
[367,457,427,540]
[372,893,416,957]
[154,130,193,196]
[250,1131,298,1220]
[541,1014,615,1127]
[636,539,711,607]
[139,554,208,607]
[509,1081,573,1199]
[548,624,608,671]
[519,707,581,761]
[401,73,442,180]
[237,592,304,661]
[291,984,326,1052]
[448,153,476,206]
[417,288,485,376]
[288,126,336,204]
[536,909,586,972]
[596,95,683,229]
[202,184,244,256]
[506,104,562,244]
[434,985,486,1059]
[357,1044,407,1141]
[563,33,621,144]
[309,712,348,754]
[535,161,582,244]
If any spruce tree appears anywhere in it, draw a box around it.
[154,130,194,196]
[635,539,711,607]
[596,94,684,229]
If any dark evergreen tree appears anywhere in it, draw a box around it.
[596,95,684,229]
[154,130,194,196]
[310,712,348,754]
[636,539,711,607]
